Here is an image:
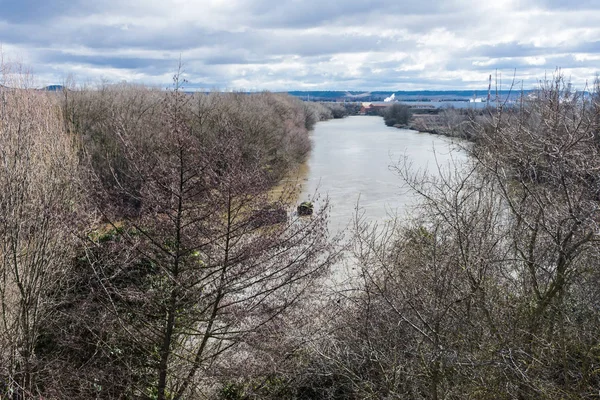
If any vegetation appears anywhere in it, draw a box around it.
[409,106,489,138]
[0,64,81,400]
[382,103,413,126]
[2,57,600,400]
[303,101,361,124]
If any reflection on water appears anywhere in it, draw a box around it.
[300,115,464,233]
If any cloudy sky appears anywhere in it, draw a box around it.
[1,0,599,90]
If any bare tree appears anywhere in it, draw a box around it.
[0,61,80,398]
[465,74,600,398]
[70,75,339,400]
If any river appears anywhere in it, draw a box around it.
[299,115,464,234]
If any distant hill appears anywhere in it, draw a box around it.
[43,85,65,91]
[286,90,532,102]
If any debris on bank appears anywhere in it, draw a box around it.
[297,201,314,216]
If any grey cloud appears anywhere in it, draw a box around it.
[202,53,272,66]
[0,0,94,23]
[34,50,174,71]
[446,54,599,74]
[572,41,600,54]
[1,17,411,58]
[533,0,600,10]
[244,0,455,28]
[465,42,550,59]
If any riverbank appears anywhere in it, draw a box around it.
[391,111,477,140]
[268,161,310,202]
[392,113,458,137]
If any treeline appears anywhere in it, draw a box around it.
[65,83,325,185]
[382,102,485,136]
[409,106,493,139]
[304,101,361,121]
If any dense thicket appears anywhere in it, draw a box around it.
[303,101,361,124]
[63,84,317,194]
[0,65,339,399]
[382,103,413,126]
[0,66,81,399]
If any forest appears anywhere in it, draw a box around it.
[1,60,600,399]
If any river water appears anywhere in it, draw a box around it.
[299,115,464,234]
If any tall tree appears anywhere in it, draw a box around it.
[79,76,337,399]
